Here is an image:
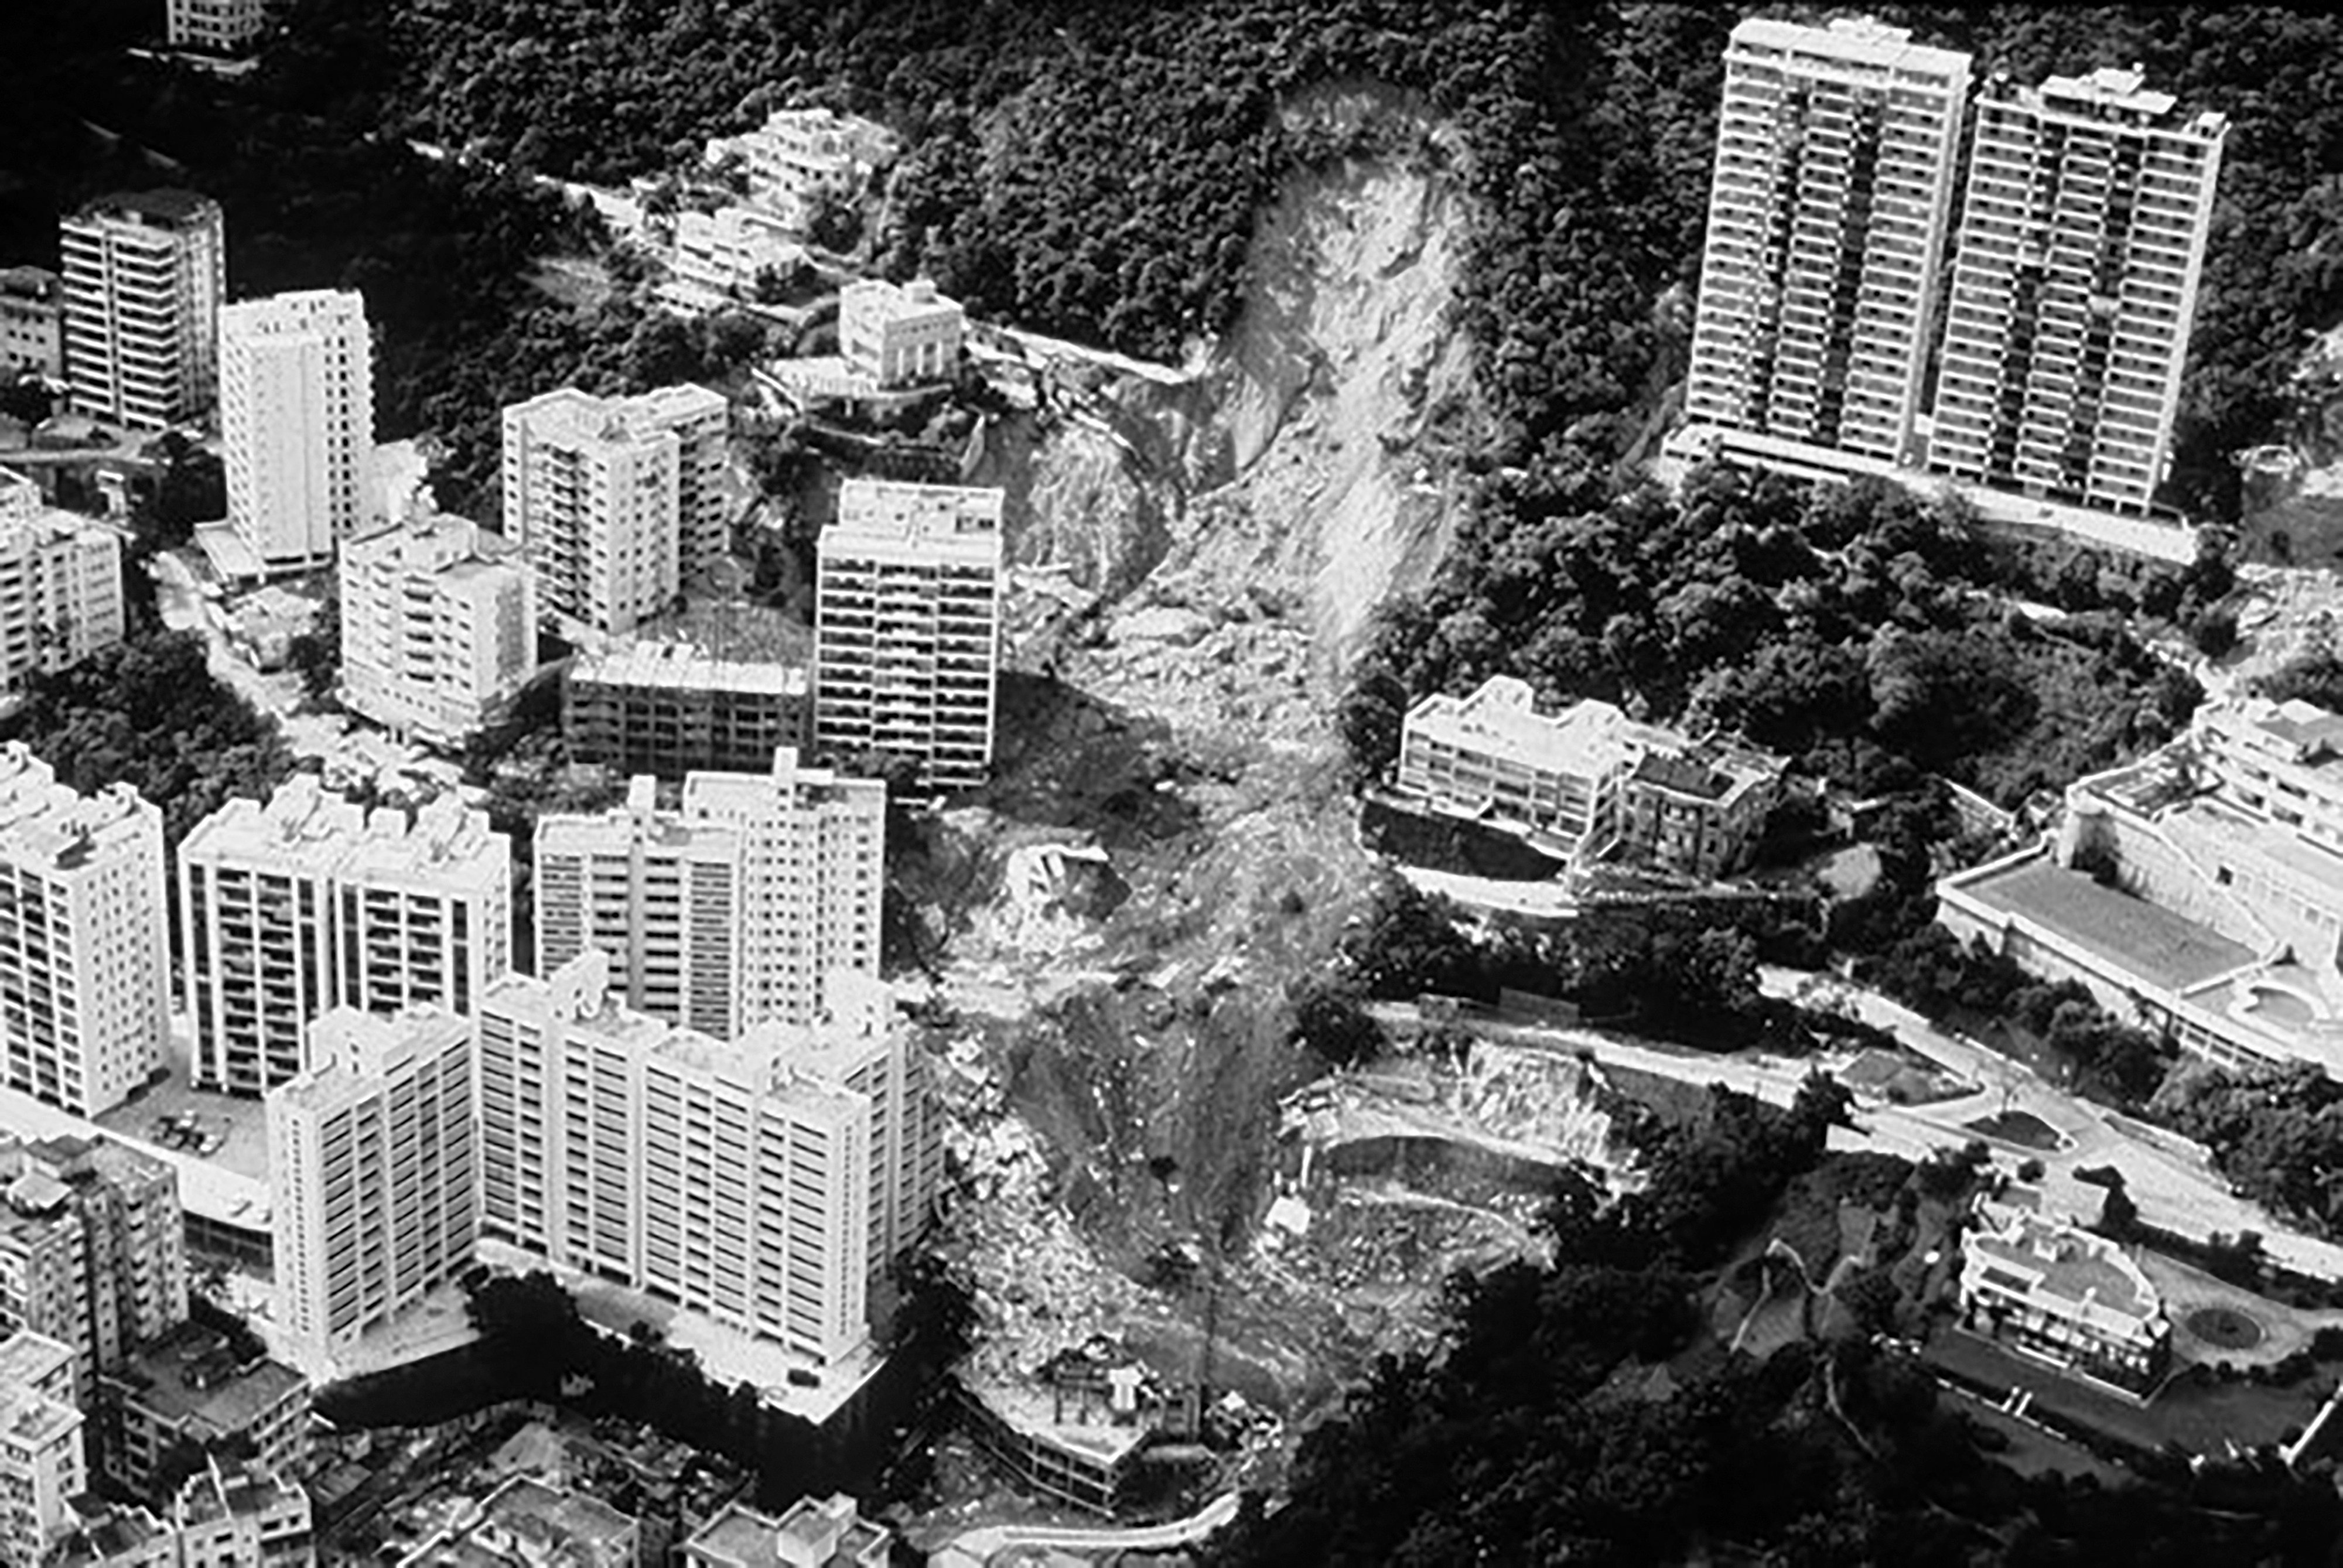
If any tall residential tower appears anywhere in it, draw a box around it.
[1682,18,1973,479]
[1926,67,2228,515]
[218,289,377,575]
[59,191,225,431]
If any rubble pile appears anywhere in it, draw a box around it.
[945,1110,1153,1386]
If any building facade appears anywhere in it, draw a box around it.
[665,206,807,312]
[218,290,375,575]
[474,952,874,1367]
[534,750,884,1037]
[0,1134,186,1404]
[0,507,125,696]
[0,268,62,384]
[814,479,1003,791]
[0,747,169,1118]
[1927,68,2226,515]
[1394,675,1787,877]
[501,385,728,637]
[706,109,896,231]
[838,279,963,389]
[54,1459,312,1568]
[267,1007,476,1361]
[394,1477,636,1568]
[0,1374,84,1568]
[1681,18,1973,480]
[165,0,268,53]
[180,781,511,1095]
[60,192,225,432]
[562,643,810,778]
[339,511,535,744]
[532,778,744,1039]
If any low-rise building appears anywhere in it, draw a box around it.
[394,1475,638,1568]
[665,206,808,312]
[166,0,267,53]
[1393,675,1784,876]
[0,268,62,382]
[1958,1186,2170,1394]
[838,279,962,389]
[167,1458,312,1568]
[705,108,896,232]
[99,1322,309,1504]
[682,1494,891,1568]
[563,643,809,778]
[1939,696,2343,1077]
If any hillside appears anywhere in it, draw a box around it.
[905,88,1483,1425]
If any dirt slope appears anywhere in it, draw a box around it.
[914,88,1483,1423]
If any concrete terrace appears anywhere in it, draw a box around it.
[1951,856,2257,994]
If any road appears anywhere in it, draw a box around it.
[151,551,347,760]
[1373,975,2343,1283]
[935,1492,1240,1564]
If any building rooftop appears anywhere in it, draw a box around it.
[1969,1193,2161,1336]
[1946,853,2259,995]
[182,776,507,888]
[507,384,722,451]
[0,1380,81,1450]
[825,477,1004,561]
[685,1501,780,1567]
[1404,676,1632,779]
[571,640,807,698]
[0,1327,76,1393]
[1729,15,1973,80]
[71,189,221,228]
[402,1476,637,1568]
[280,1006,472,1115]
[0,744,155,876]
[111,1321,306,1436]
[5,1088,269,1236]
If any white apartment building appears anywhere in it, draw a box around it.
[1927,67,2228,515]
[166,0,268,53]
[0,269,62,384]
[475,952,874,1367]
[707,108,897,231]
[563,641,810,777]
[838,279,963,389]
[339,511,535,745]
[665,206,808,311]
[0,746,169,1118]
[180,780,511,1095]
[535,750,885,1037]
[0,502,127,696]
[217,289,375,576]
[737,972,936,1277]
[814,479,1003,791]
[0,470,33,520]
[1681,18,1973,480]
[60,191,224,432]
[60,1458,315,1568]
[681,749,885,1031]
[534,778,743,1038]
[268,1006,474,1361]
[0,1376,84,1568]
[502,384,730,634]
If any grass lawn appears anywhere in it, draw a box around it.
[1924,1325,2332,1458]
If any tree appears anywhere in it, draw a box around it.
[1289,978,1384,1068]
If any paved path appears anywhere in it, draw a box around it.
[937,1492,1240,1564]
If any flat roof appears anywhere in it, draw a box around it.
[571,640,806,698]
[73,189,220,227]
[1729,15,1973,80]
[0,1382,80,1447]
[1404,675,1630,778]
[6,1087,271,1233]
[1954,856,2257,993]
[115,1323,306,1432]
[684,1501,775,1566]
[0,1328,76,1391]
